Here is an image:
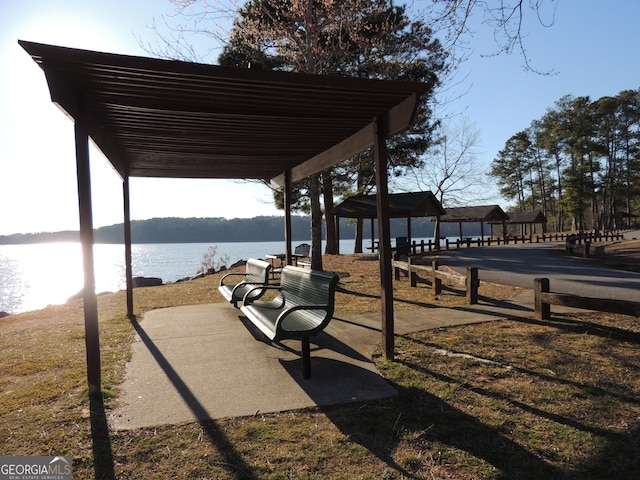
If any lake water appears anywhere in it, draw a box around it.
[0,237,450,315]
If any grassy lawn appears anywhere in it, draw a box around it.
[1,251,639,479]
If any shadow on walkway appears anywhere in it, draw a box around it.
[127,315,258,479]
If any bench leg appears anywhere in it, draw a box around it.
[302,337,311,379]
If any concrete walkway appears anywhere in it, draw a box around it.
[110,291,543,430]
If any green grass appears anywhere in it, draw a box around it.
[1,254,639,479]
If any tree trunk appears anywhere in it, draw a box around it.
[354,218,363,253]
[309,173,323,271]
[322,172,338,254]
[433,216,442,250]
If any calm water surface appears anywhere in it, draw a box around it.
[0,240,338,314]
[0,237,450,314]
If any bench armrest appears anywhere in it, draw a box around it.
[242,285,283,307]
[219,272,248,286]
[230,281,269,296]
[274,304,331,335]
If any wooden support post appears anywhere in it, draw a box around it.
[394,254,401,280]
[534,277,551,320]
[75,121,101,396]
[374,115,395,361]
[335,215,340,255]
[467,267,478,305]
[302,337,311,380]
[123,177,134,318]
[284,170,293,264]
[432,260,442,295]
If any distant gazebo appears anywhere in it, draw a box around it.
[439,205,510,240]
[332,191,446,252]
[499,211,548,235]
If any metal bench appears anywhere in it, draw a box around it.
[240,266,339,379]
[218,258,272,307]
[292,242,311,266]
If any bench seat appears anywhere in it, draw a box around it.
[218,258,272,307]
[240,266,339,379]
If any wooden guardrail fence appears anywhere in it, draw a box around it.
[533,277,640,320]
[392,258,479,304]
[385,230,627,256]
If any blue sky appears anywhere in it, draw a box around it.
[1,0,639,235]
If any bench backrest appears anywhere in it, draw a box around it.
[280,265,337,302]
[245,258,272,283]
[294,243,311,257]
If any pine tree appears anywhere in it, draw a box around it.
[218,0,446,265]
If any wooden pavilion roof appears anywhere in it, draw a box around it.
[496,211,547,225]
[20,41,431,186]
[332,191,445,219]
[440,205,509,223]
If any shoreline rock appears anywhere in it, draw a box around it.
[132,277,163,288]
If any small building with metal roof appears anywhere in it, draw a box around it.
[439,205,510,239]
[331,191,445,251]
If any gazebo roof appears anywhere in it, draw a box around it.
[440,205,509,223]
[500,211,547,225]
[332,191,446,219]
[20,40,431,186]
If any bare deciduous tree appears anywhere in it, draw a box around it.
[416,0,559,73]
[401,117,489,242]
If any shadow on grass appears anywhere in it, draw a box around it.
[399,332,640,408]
[128,315,258,479]
[90,392,115,480]
[336,284,447,309]
[323,360,639,479]
[512,313,640,345]
[322,381,563,479]
[379,333,640,479]
[337,281,528,313]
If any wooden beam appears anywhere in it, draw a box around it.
[374,115,395,360]
[270,95,419,188]
[75,120,101,396]
[386,94,419,137]
[271,123,375,187]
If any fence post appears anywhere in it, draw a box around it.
[467,267,478,304]
[534,277,550,320]
[409,257,418,287]
[432,260,442,295]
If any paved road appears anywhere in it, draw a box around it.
[432,239,640,302]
